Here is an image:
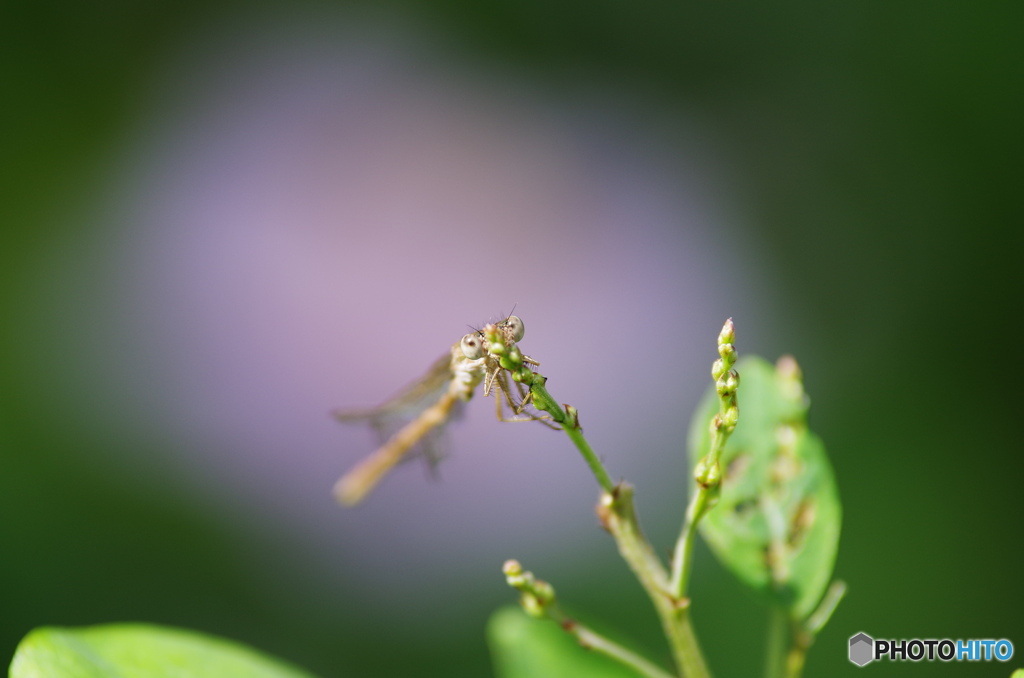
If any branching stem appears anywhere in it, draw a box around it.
[490,321,741,678]
[503,560,676,678]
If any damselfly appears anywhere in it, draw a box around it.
[333,315,554,505]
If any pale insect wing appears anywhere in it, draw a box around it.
[333,352,453,423]
[334,351,460,471]
[335,391,463,505]
[417,397,468,475]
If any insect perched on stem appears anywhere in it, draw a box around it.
[333,315,555,505]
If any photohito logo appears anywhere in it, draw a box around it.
[849,632,1014,666]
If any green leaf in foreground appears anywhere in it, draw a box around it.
[9,623,320,678]
[488,607,642,678]
[688,355,841,620]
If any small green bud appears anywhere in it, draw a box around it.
[776,354,801,381]
[693,456,708,479]
[533,579,556,605]
[564,404,580,430]
[499,356,515,370]
[718,370,739,395]
[505,572,526,588]
[595,492,615,530]
[722,405,739,429]
[484,325,500,345]
[718,318,735,346]
[503,559,536,590]
[715,379,730,399]
[776,354,805,406]
[712,358,726,381]
[709,413,723,434]
[521,593,545,618]
[718,344,737,367]
[694,457,721,489]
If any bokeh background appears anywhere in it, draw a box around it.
[3,2,1021,676]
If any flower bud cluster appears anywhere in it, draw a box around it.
[711,318,739,436]
[503,559,557,618]
[694,319,741,494]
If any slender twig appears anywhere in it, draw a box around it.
[530,380,615,494]
[769,580,847,678]
[805,580,847,636]
[571,623,677,678]
[670,470,714,601]
[764,607,789,678]
[503,560,676,678]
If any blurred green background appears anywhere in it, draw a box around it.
[3,2,1021,677]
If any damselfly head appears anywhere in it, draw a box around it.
[462,315,525,359]
[501,315,525,343]
[460,333,486,359]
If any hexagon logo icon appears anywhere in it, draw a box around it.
[849,632,874,666]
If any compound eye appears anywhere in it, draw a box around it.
[504,315,525,343]
[460,333,485,359]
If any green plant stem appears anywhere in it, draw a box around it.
[764,607,789,678]
[669,418,731,598]
[805,580,847,636]
[768,604,844,678]
[669,489,710,601]
[552,609,677,678]
[563,420,616,495]
[529,378,616,495]
[786,638,808,678]
[765,580,846,678]
[764,580,848,678]
[601,486,711,678]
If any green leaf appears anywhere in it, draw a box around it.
[9,623,320,678]
[488,607,641,678]
[1010,671,1024,678]
[689,355,841,620]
